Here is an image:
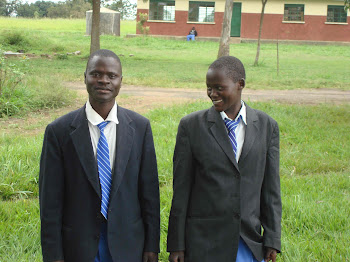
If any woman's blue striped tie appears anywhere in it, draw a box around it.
[224,117,241,158]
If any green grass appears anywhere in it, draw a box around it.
[1,101,349,260]
[1,18,136,35]
[1,18,349,92]
[0,199,41,261]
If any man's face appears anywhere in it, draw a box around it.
[85,56,122,106]
[206,68,243,119]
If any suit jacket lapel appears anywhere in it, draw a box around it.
[70,106,101,198]
[110,106,135,200]
[239,105,259,165]
[207,106,239,172]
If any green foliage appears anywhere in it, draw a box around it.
[0,0,18,16]
[33,10,39,19]
[0,49,26,116]
[0,52,75,117]
[56,53,68,60]
[16,3,39,18]
[8,0,91,18]
[137,13,150,36]
[105,0,136,20]
[47,0,91,19]
[1,31,31,50]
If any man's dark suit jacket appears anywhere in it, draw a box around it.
[39,105,160,262]
[167,105,281,262]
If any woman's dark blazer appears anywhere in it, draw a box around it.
[167,105,281,262]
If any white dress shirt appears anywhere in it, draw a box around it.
[220,101,247,162]
[85,100,119,170]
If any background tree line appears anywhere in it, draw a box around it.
[0,0,136,19]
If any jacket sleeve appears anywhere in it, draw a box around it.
[167,119,194,252]
[261,121,282,253]
[39,124,65,262]
[139,120,160,253]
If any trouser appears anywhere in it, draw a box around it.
[95,220,113,262]
[236,238,264,262]
[187,35,195,41]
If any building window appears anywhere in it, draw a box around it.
[188,1,215,22]
[327,5,347,23]
[284,4,304,21]
[149,0,175,21]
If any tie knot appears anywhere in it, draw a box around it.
[224,117,241,132]
[97,121,109,132]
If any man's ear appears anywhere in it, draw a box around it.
[238,78,245,89]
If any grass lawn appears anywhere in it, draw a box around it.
[1,18,350,92]
[1,101,349,261]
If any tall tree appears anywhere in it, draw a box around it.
[254,0,268,66]
[0,0,6,16]
[33,1,56,17]
[17,3,40,17]
[1,0,19,16]
[90,0,101,54]
[105,0,136,20]
[217,0,234,58]
[345,0,349,10]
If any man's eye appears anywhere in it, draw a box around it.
[207,87,212,91]
[217,87,223,91]
[109,74,116,79]
[92,73,100,77]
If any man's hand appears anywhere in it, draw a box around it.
[264,247,277,262]
[143,252,158,262]
[169,251,184,262]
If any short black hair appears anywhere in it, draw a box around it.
[208,56,245,82]
[86,49,121,72]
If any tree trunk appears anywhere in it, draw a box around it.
[90,0,100,54]
[217,0,234,58]
[254,0,267,66]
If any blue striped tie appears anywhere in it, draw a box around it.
[97,121,112,219]
[224,117,241,158]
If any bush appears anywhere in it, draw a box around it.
[0,49,27,116]
[0,50,75,117]
[136,13,150,36]
[1,31,31,51]
[56,53,68,60]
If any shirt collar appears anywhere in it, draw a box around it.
[85,100,119,126]
[220,100,247,125]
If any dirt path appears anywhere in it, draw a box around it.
[1,83,349,136]
[68,82,350,106]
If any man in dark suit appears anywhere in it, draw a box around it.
[167,56,281,262]
[39,49,160,262]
